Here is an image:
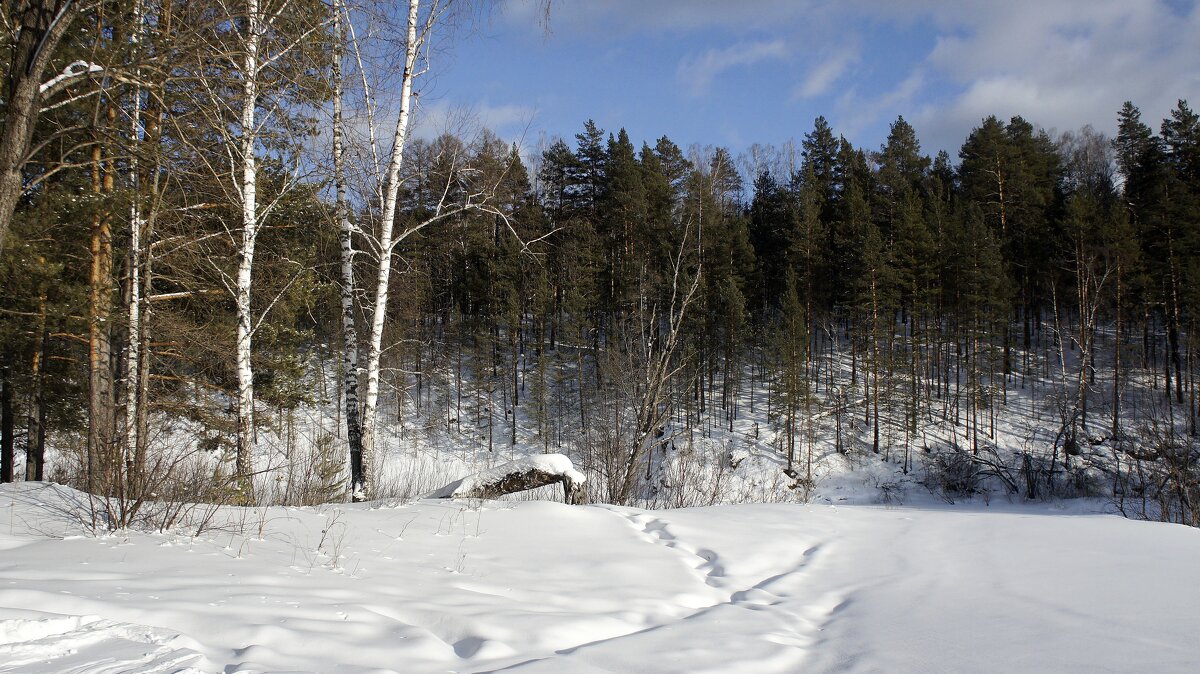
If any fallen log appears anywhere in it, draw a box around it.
[431,454,587,504]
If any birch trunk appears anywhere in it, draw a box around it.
[333,3,365,496]
[616,223,701,505]
[356,0,423,501]
[124,0,144,493]
[131,0,168,490]
[125,185,141,482]
[234,0,262,498]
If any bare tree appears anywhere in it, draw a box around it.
[614,218,702,504]
[352,0,431,501]
[344,0,533,500]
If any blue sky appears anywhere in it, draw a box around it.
[412,0,1200,165]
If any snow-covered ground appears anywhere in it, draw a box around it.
[2,482,1197,673]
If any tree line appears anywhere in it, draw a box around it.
[0,0,1197,522]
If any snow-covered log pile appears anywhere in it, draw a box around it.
[432,454,587,504]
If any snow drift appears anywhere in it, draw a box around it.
[1,482,1197,673]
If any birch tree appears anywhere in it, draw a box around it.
[343,0,542,500]
[179,0,330,497]
[231,0,264,496]
[331,0,364,494]
[356,0,439,502]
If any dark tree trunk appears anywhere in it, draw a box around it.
[1,363,13,483]
[25,268,47,481]
[0,0,83,253]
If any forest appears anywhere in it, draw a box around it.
[1,0,1198,527]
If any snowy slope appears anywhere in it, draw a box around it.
[1,482,1197,673]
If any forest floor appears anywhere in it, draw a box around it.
[2,481,1198,673]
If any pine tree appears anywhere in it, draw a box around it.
[654,136,692,204]
[1159,100,1199,407]
[788,162,827,334]
[772,270,808,477]
[945,205,1008,454]
[876,116,930,227]
[828,140,872,309]
[600,129,647,314]
[801,116,840,222]
[960,115,1062,361]
[574,120,608,216]
[539,139,581,221]
[639,143,676,298]
[748,169,790,316]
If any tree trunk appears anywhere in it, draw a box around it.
[133,243,152,491]
[234,0,262,499]
[25,259,47,481]
[358,0,423,501]
[0,0,81,253]
[130,0,166,491]
[123,0,146,497]
[433,455,585,504]
[1112,265,1122,439]
[1,363,13,483]
[332,3,364,498]
[88,139,116,495]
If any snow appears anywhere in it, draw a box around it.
[0,612,204,673]
[430,453,585,498]
[2,482,1197,673]
[39,61,104,95]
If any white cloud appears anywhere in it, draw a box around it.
[836,70,926,142]
[503,0,1200,153]
[677,39,790,97]
[503,0,822,35]
[910,0,1200,152]
[413,99,537,140]
[795,48,858,99]
[815,0,1200,153]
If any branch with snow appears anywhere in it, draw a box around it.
[39,60,103,97]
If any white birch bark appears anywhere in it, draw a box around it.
[124,0,144,489]
[235,0,262,496]
[356,0,423,501]
[333,2,364,495]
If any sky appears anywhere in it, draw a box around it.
[413,0,1200,167]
